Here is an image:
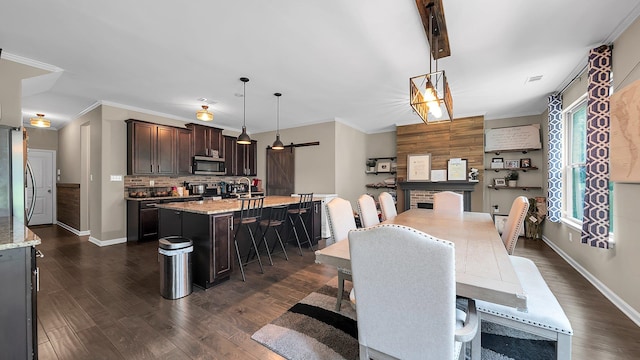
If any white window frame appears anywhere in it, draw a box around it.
[561,94,587,231]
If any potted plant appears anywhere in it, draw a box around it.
[505,171,519,187]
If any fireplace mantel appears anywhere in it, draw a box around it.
[398,181,478,211]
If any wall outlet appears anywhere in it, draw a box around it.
[149,180,155,186]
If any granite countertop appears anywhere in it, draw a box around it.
[154,195,312,215]
[125,195,203,201]
[0,217,42,251]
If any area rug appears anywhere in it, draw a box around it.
[251,278,556,360]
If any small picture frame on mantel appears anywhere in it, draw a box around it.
[447,158,468,181]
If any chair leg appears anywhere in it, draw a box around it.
[299,215,315,251]
[274,228,289,261]
[260,227,274,266]
[247,225,264,274]
[234,239,246,282]
[471,315,482,360]
[289,215,305,256]
[336,271,345,311]
[556,333,572,360]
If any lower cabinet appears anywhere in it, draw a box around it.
[182,212,233,288]
[127,200,159,242]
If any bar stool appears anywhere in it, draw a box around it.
[234,197,265,282]
[257,205,290,265]
[288,193,314,256]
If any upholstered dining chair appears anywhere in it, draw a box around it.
[501,196,529,255]
[349,224,478,360]
[378,191,397,221]
[433,191,464,215]
[357,194,380,228]
[326,197,358,311]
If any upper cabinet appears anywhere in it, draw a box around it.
[223,135,257,176]
[187,123,223,158]
[176,128,193,175]
[127,120,177,175]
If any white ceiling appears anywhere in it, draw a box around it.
[2,0,640,133]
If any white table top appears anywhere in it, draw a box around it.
[315,209,526,309]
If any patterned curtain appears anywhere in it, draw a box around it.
[547,94,563,222]
[581,45,611,249]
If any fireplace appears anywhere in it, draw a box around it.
[398,182,478,211]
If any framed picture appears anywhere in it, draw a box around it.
[430,169,447,182]
[520,158,531,168]
[494,178,506,187]
[447,158,468,181]
[490,162,504,169]
[505,159,520,169]
[492,157,504,163]
[376,160,391,173]
[407,153,431,181]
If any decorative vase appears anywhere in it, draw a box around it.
[508,180,517,187]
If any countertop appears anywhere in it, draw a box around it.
[0,217,42,251]
[125,195,203,201]
[154,195,314,215]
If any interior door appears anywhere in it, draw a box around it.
[266,147,294,196]
[26,149,54,225]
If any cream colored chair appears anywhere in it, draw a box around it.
[326,197,357,311]
[349,225,478,360]
[433,191,464,215]
[501,196,529,255]
[357,194,380,228]
[378,192,397,221]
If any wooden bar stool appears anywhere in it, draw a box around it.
[234,197,265,282]
[288,193,314,256]
[258,205,290,265]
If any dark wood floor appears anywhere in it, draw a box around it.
[30,224,640,359]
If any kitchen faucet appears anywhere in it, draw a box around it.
[238,177,251,198]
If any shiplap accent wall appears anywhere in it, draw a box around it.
[396,116,485,211]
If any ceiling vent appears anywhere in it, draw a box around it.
[527,75,544,83]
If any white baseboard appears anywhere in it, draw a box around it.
[57,222,90,236]
[541,235,640,327]
[88,236,127,247]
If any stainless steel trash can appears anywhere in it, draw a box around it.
[158,236,193,299]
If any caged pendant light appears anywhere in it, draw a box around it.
[237,77,252,145]
[410,0,453,124]
[272,93,285,150]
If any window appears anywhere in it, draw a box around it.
[563,95,614,232]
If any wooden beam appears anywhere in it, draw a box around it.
[415,0,451,59]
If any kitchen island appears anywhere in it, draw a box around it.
[155,196,321,288]
[0,217,41,359]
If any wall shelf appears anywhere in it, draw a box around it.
[487,185,542,191]
[485,148,541,155]
[486,167,538,172]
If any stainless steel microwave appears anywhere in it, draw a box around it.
[192,156,226,175]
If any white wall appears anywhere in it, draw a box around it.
[542,17,640,321]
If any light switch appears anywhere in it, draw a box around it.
[110,175,123,181]
[57,169,61,175]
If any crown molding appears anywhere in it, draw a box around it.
[100,100,194,123]
[75,101,102,119]
[1,51,63,72]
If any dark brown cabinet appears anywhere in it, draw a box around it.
[126,120,177,175]
[127,200,159,242]
[177,128,193,175]
[187,123,223,158]
[183,212,233,288]
[224,135,257,176]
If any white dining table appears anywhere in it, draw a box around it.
[315,208,527,309]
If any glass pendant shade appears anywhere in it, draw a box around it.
[30,113,51,128]
[272,92,285,150]
[196,105,213,121]
[237,77,252,144]
[410,70,453,124]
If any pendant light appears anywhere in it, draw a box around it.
[30,113,51,128]
[237,77,252,145]
[196,105,213,121]
[272,92,285,150]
